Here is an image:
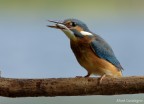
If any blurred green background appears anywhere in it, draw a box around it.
[0,0,144,104]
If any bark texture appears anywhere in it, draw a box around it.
[0,76,144,97]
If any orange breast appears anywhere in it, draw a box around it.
[70,36,122,77]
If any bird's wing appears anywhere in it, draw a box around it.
[90,35,123,70]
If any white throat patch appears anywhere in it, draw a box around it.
[80,31,93,36]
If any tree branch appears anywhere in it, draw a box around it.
[0,76,144,97]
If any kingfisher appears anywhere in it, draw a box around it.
[48,19,123,82]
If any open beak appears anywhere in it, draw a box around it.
[48,20,76,40]
[47,20,65,29]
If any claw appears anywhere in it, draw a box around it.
[98,74,106,84]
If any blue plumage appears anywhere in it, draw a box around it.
[90,34,123,71]
[48,18,123,78]
[64,19,90,31]
[63,19,123,71]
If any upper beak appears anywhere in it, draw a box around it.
[47,20,64,29]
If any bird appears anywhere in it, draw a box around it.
[48,18,123,82]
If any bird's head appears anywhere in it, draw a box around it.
[48,19,93,41]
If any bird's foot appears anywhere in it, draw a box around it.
[76,73,90,78]
[84,73,90,78]
[98,74,106,85]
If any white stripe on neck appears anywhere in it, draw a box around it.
[80,31,93,36]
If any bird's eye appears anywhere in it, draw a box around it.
[71,22,77,27]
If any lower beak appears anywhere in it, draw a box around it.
[47,20,63,29]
